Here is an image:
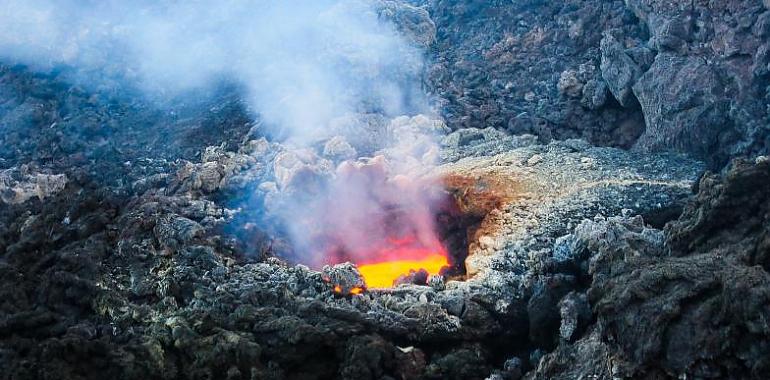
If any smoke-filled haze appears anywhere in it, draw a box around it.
[0,0,445,271]
[0,0,429,143]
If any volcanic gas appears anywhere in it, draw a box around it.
[321,158,454,288]
[274,154,459,289]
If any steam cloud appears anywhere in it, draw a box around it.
[0,0,445,269]
[0,0,429,142]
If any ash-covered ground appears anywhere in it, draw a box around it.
[2,1,770,380]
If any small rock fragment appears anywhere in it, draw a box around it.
[558,69,583,98]
[322,262,366,296]
[154,214,204,253]
[527,154,543,166]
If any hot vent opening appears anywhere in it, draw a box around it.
[438,172,515,277]
[312,181,482,292]
[259,160,512,292]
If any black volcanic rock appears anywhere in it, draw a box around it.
[0,62,704,378]
[421,0,649,148]
[530,158,770,379]
[418,0,770,167]
[600,33,644,108]
[1,1,770,379]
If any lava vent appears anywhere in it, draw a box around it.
[268,155,516,291]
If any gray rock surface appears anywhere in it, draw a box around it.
[418,0,770,167]
[1,1,769,379]
[632,54,735,165]
[0,63,706,378]
[529,159,770,379]
[422,0,649,149]
[600,33,644,108]
[0,165,66,204]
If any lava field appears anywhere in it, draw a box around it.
[1,1,770,380]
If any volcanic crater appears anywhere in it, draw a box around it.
[3,0,770,379]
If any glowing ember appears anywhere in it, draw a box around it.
[352,238,450,288]
[348,286,364,295]
[332,284,364,295]
[358,252,448,288]
[281,155,456,289]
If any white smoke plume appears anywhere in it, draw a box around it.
[0,0,447,270]
[0,0,431,142]
[269,115,449,268]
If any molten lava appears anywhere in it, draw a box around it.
[352,238,450,288]
[358,252,448,288]
[283,155,457,289]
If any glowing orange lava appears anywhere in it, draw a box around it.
[358,252,449,288]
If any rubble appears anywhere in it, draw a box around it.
[0,82,707,377]
[153,214,204,254]
[530,159,770,379]
[0,166,67,204]
[322,263,366,296]
[421,0,770,167]
[1,1,768,379]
